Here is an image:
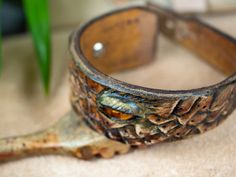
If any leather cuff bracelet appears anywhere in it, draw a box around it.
[69,3,236,146]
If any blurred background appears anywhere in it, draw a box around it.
[0,0,236,134]
[2,0,236,37]
[1,0,236,93]
[1,1,236,177]
[0,0,236,143]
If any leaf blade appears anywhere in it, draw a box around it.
[23,0,51,94]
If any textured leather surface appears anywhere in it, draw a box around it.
[70,60,236,146]
[70,6,236,146]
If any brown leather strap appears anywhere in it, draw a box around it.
[69,4,236,146]
[148,2,236,76]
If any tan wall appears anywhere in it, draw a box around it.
[50,0,236,30]
[50,0,112,29]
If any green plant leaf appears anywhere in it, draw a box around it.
[23,0,51,94]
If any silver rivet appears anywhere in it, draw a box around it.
[93,42,104,57]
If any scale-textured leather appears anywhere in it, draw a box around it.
[69,4,236,146]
